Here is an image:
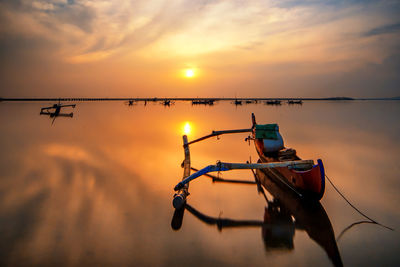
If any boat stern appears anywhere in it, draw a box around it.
[299,159,325,200]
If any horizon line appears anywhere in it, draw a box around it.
[1,96,399,102]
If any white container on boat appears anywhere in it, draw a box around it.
[263,132,284,153]
[255,124,284,153]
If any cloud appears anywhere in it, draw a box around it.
[0,1,396,59]
[0,0,400,97]
[1,0,357,61]
[363,22,400,37]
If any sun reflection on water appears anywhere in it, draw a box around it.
[183,122,191,135]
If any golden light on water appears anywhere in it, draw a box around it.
[183,122,191,135]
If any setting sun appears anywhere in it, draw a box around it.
[185,69,195,78]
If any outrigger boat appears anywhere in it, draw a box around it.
[171,113,341,266]
[173,113,325,209]
[40,101,76,124]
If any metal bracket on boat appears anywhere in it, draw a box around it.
[245,135,253,145]
[174,160,314,191]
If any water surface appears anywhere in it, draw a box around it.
[0,101,399,266]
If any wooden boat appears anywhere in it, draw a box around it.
[171,114,340,265]
[173,113,325,208]
[40,102,76,124]
[192,99,215,105]
[265,100,281,105]
[287,99,303,104]
[251,114,325,200]
[234,99,242,105]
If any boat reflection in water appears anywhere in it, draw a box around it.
[172,168,343,267]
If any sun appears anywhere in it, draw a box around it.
[185,69,195,78]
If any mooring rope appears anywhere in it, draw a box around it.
[325,174,394,233]
[336,220,376,242]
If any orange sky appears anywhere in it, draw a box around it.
[0,0,399,97]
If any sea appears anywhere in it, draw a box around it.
[0,100,399,266]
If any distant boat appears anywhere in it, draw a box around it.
[266,100,281,105]
[162,99,174,106]
[127,99,136,106]
[287,100,303,105]
[192,99,215,105]
[40,101,76,124]
[234,100,242,105]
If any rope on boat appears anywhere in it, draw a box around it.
[325,174,394,232]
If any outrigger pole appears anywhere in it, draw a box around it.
[174,160,314,191]
[187,129,252,146]
[173,128,253,209]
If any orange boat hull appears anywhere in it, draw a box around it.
[255,139,325,200]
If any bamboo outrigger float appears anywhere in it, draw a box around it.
[173,113,325,209]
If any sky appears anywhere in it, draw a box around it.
[0,0,399,98]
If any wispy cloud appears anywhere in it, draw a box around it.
[0,0,399,96]
[1,1,398,59]
[363,22,400,37]
[3,0,383,62]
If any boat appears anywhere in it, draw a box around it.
[265,100,281,105]
[161,99,174,106]
[171,114,392,266]
[192,99,215,105]
[287,99,303,105]
[233,99,242,105]
[127,99,136,106]
[40,101,76,124]
[171,115,340,265]
[173,113,325,209]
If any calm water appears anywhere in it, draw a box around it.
[0,101,399,266]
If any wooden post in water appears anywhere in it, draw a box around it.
[173,135,191,209]
[171,135,191,230]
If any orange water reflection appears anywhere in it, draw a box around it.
[0,101,399,266]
